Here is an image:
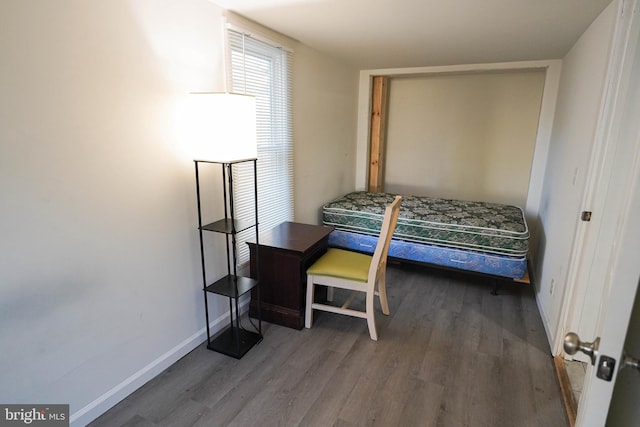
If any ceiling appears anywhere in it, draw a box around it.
[212,0,613,69]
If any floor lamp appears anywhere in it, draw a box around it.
[190,92,262,358]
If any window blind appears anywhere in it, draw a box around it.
[227,28,294,265]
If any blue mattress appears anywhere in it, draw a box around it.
[328,229,527,279]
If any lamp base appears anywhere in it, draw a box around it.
[206,326,262,359]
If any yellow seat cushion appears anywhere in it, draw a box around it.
[307,248,372,282]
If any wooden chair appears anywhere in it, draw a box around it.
[305,195,402,340]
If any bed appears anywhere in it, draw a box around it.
[322,191,529,281]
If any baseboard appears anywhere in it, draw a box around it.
[69,297,250,426]
[528,265,556,351]
[534,291,555,351]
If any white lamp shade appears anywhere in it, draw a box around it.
[188,92,257,162]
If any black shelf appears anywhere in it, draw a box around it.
[195,159,261,359]
[205,274,259,298]
[201,218,256,234]
[207,326,263,359]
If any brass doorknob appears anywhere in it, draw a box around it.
[564,332,600,365]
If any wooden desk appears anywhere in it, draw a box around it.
[248,222,333,329]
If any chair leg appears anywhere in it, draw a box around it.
[377,274,390,315]
[327,286,334,302]
[366,290,378,340]
[305,275,315,329]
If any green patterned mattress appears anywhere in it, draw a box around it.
[322,192,529,257]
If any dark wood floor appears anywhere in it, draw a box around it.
[90,264,569,427]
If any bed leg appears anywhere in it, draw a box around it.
[491,280,501,296]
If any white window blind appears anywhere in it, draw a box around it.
[227,28,294,265]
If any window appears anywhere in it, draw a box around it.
[227,27,294,265]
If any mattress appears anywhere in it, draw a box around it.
[328,229,528,279]
[322,191,529,257]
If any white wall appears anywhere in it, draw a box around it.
[384,70,545,207]
[533,2,617,342]
[293,48,359,223]
[354,60,562,261]
[0,0,357,424]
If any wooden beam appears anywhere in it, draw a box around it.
[368,76,389,193]
[554,355,577,427]
[513,265,531,284]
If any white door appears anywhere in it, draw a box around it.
[568,3,640,424]
[573,175,640,425]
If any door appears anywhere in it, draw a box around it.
[605,287,640,425]
[572,182,639,426]
[555,0,638,360]
[566,2,640,424]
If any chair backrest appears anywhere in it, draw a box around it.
[368,195,402,284]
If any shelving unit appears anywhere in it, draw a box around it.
[195,158,262,359]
